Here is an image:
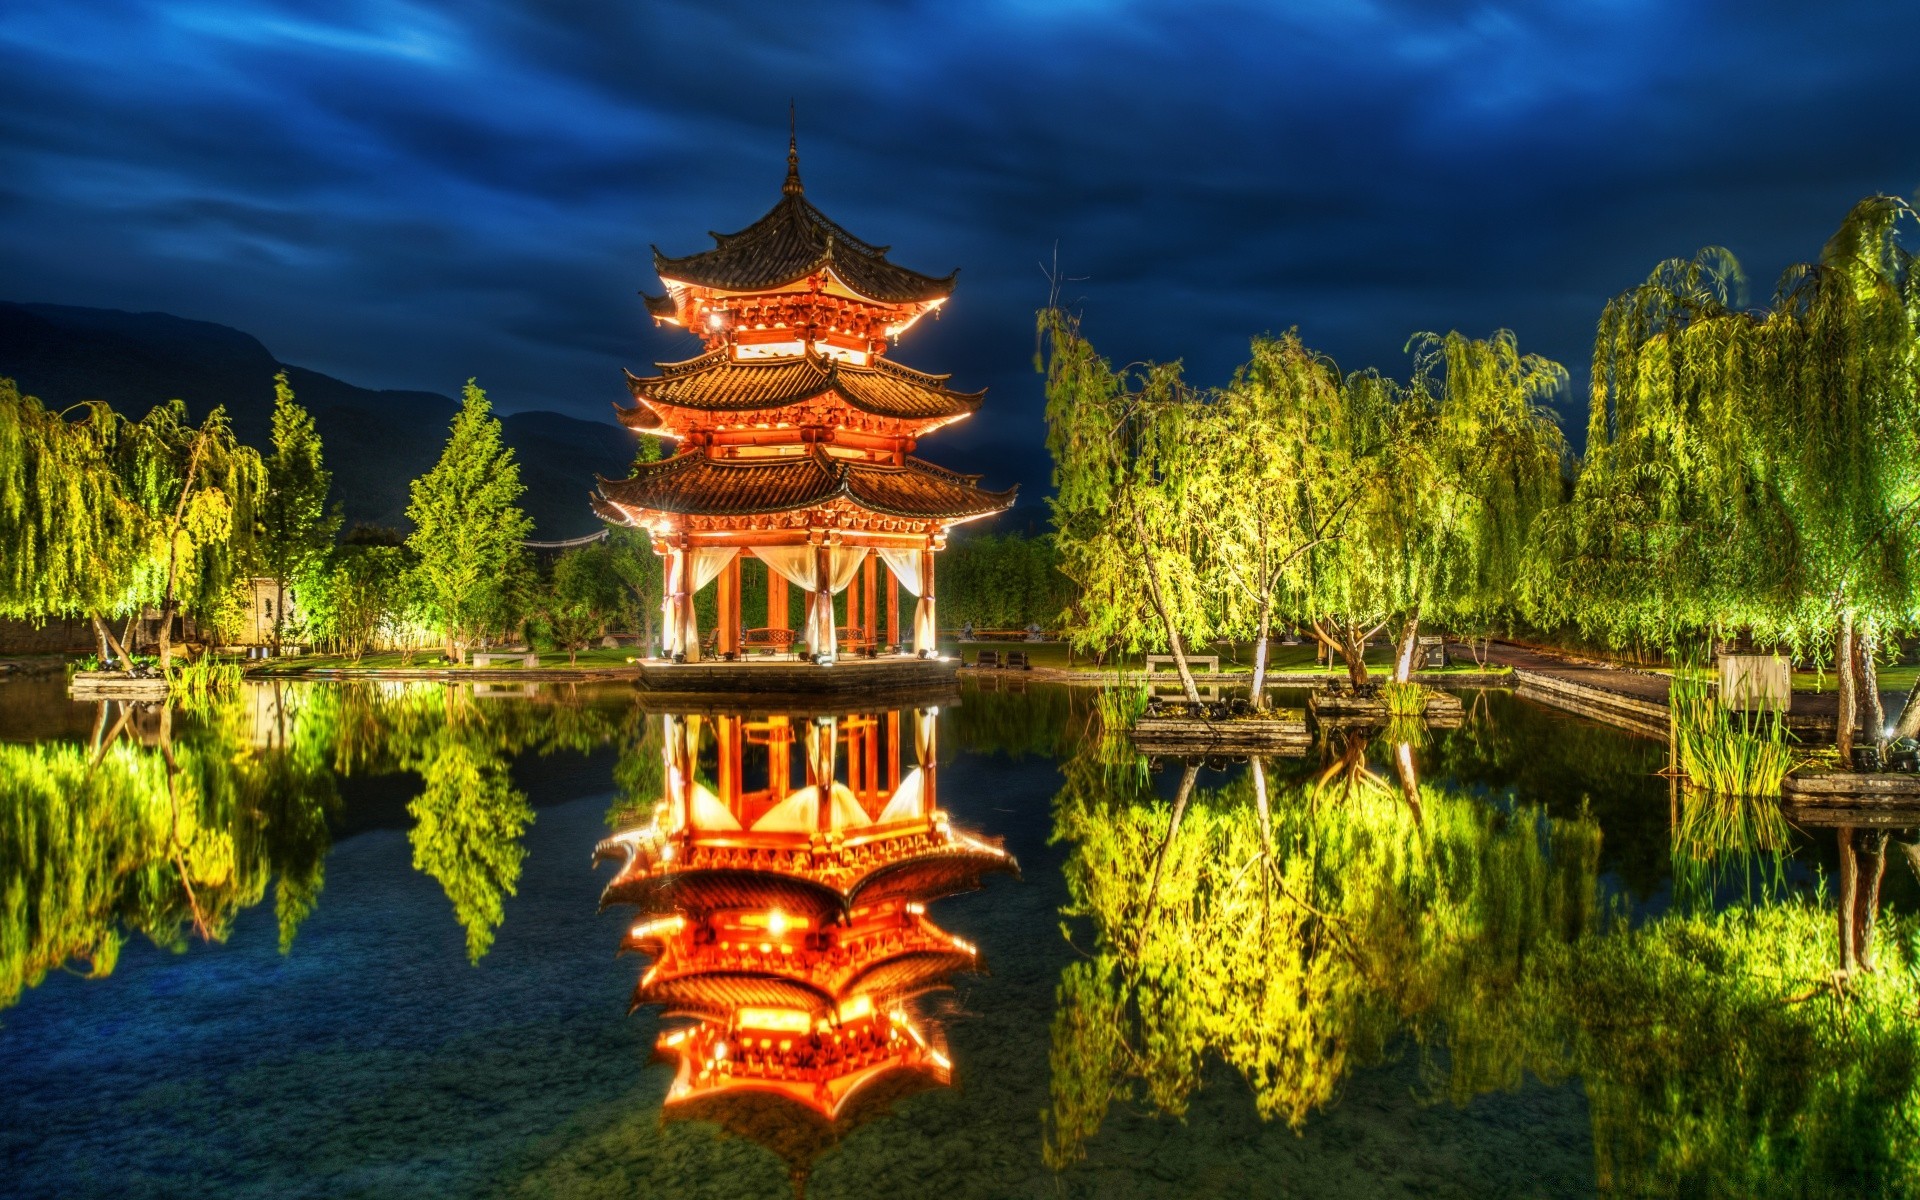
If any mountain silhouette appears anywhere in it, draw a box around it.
[0,301,632,538]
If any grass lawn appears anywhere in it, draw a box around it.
[251,646,646,670]
[945,639,1507,676]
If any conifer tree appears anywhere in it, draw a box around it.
[406,381,533,661]
[258,372,339,649]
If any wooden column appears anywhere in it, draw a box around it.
[921,544,937,655]
[886,566,900,651]
[814,543,833,659]
[717,557,740,657]
[847,565,861,639]
[767,565,788,631]
[886,711,901,790]
[863,555,878,647]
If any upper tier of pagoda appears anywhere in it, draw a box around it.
[642,136,954,361]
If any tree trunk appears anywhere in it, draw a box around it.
[1838,825,1858,973]
[1394,739,1422,822]
[89,613,128,669]
[1856,625,1885,748]
[1251,757,1273,857]
[156,426,210,681]
[273,578,286,653]
[1392,609,1421,684]
[1143,761,1200,921]
[1892,679,1920,744]
[1836,613,1857,761]
[1249,594,1272,712]
[1340,622,1369,686]
[1855,828,1887,971]
[1129,504,1203,706]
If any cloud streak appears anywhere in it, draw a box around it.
[3,0,1916,503]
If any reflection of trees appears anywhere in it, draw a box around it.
[406,723,532,963]
[1,681,633,1008]
[1477,899,1920,1198]
[1049,706,1920,1196]
[1044,729,1600,1167]
[0,696,337,1012]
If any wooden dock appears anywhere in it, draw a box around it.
[1782,770,1920,804]
[634,655,959,704]
[1511,668,1670,740]
[1131,710,1311,757]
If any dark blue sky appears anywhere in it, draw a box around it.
[3,1,1916,506]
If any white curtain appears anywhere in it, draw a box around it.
[816,547,867,659]
[661,550,686,660]
[677,547,738,662]
[752,546,815,591]
[752,546,815,651]
[880,548,935,654]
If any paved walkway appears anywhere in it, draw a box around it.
[1479,640,1906,736]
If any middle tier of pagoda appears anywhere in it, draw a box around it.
[596,703,1013,1133]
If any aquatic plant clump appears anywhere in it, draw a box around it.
[1670,669,1798,796]
[1379,680,1429,717]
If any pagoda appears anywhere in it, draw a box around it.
[593,132,1015,663]
[595,700,1013,1184]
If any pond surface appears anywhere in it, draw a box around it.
[0,677,1912,1198]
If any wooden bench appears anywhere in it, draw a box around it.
[470,650,538,668]
[1005,650,1032,670]
[1145,654,1223,700]
[743,628,798,658]
[973,649,1001,668]
[836,627,878,657]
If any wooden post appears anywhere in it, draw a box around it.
[886,711,900,790]
[814,543,833,659]
[863,554,878,647]
[847,564,861,639]
[767,564,788,632]
[921,545,937,655]
[717,557,740,657]
[886,566,900,652]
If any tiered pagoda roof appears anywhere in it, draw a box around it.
[592,450,1014,526]
[646,190,956,310]
[618,349,983,433]
[597,134,1013,544]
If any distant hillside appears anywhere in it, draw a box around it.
[0,302,633,538]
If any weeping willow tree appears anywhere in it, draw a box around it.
[0,381,145,654]
[1454,896,1920,1198]
[1196,332,1360,702]
[1286,366,1405,683]
[1400,330,1568,677]
[1041,309,1212,703]
[1043,731,1601,1166]
[0,694,338,1012]
[1532,196,1920,752]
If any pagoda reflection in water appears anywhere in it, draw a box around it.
[595,695,1014,1182]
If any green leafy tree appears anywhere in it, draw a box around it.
[1385,330,1568,680]
[257,372,340,649]
[406,380,534,661]
[1197,332,1363,701]
[1533,196,1920,754]
[115,400,265,674]
[0,382,143,660]
[1041,309,1212,702]
[540,544,626,664]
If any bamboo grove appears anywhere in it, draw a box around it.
[1045,195,1920,730]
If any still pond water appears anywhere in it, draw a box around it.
[0,677,1912,1198]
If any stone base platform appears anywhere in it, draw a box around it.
[634,654,960,708]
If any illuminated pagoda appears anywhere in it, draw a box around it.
[595,700,1012,1172]
[593,132,1015,664]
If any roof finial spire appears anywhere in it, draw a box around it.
[784,100,803,196]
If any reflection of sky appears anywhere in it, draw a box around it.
[3,2,1917,501]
